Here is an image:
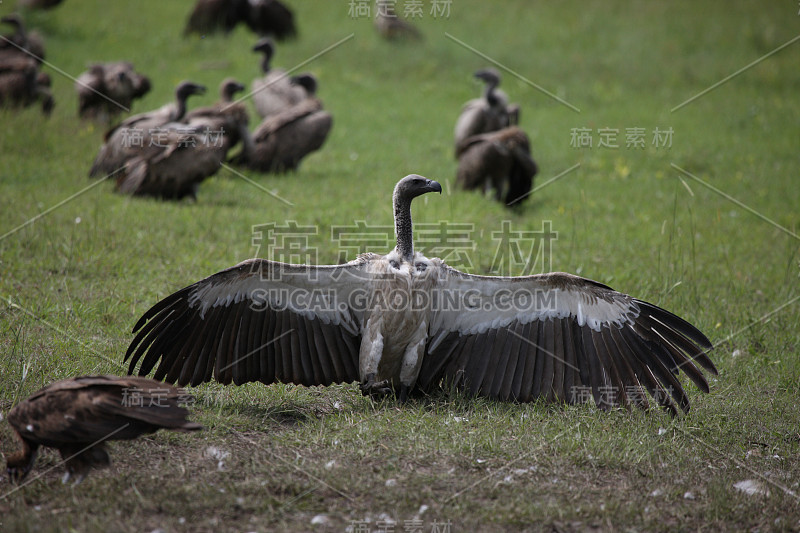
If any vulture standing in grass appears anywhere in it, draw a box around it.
[251,38,307,119]
[185,77,253,160]
[374,0,422,40]
[456,126,537,207]
[126,175,717,416]
[241,73,331,173]
[75,61,151,120]
[89,81,206,178]
[454,68,517,157]
[5,375,201,485]
[0,51,53,114]
[184,0,296,40]
[0,14,45,62]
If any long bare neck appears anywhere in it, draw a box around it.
[484,79,500,106]
[261,55,271,74]
[393,192,414,262]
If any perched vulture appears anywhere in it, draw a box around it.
[5,375,201,484]
[242,74,331,173]
[185,77,252,160]
[0,14,45,62]
[89,81,206,178]
[374,0,422,40]
[251,38,307,119]
[184,0,295,40]
[125,175,717,416]
[456,126,537,207]
[454,68,518,157]
[0,51,53,115]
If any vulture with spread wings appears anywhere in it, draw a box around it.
[126,175,716,415]
[5,375,201,484]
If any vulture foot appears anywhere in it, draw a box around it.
[360,374,392,399]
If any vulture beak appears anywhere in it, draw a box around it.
[426,179,442,194]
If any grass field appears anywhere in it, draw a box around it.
[1,0,799,531]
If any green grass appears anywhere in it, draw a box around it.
[1,0,799,531]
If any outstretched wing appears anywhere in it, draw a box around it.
[420,266,716,415]
[125,256,379,387]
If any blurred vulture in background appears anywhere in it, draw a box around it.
[75,61,151,120]
[241,73,331,173]
[89,80,206,178]
[0,15,52,114]
[18,0,65,9]
[5,375,200,485]
[0,14,45,61]
[185,77,252,160]
[184,0,296,40]
[117,124,229,200]
[251,38,307,119]
[456,126,537,207]
[374,0,421,40]
[454,68,518,157]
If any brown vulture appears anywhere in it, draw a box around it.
[125,175,717,416]
[242,73,331,172]
[184,0,296,40]
[454,68,518,157]
[5,375,200,485]
[89,81,206,178]
[251,38,307,119]
[456,126,538,207]
[75,61,151,120]
[374,1,422,41]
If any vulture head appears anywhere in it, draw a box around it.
[290,73,318,96]
[6,443,36,485]
[393,174,442,203]
[252,37,275,72]
[474,67,501,88]
[175,80,206,102]
[220,78,245,102]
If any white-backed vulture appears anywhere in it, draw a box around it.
[75,61,151,120]
[89,81,206,178]
[5,375,201,485]
[456,126,537,207]
[251,38,306,119]
[242,74,332,173]
[454,68,518,157]
[125,175,717,416]
[374,0,422,40]
[0,51,52,115]
[184,0,296,40]
[185,78,252,160]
